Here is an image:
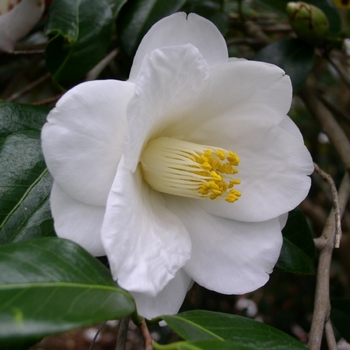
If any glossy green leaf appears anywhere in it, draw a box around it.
[0,102,49,141]
[118,0,187,60]
[0,237,135,347]
[45,0,114,83]
[255,0,341,37]
[155,339,270,349]
[283,209,316,258]
[254,39,314,93]
[331,298,350,342]
[0,130,54,244]
[276,208,316,274]
[276,238,315,274]
[162,310,307,349]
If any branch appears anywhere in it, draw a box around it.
[86,48,118,81]
[326,55,350,91]
[115,317,130,350]
[299,85,350,171]
[139,318,153,350]
[32,94,63,105]
[325,319,337,350]
[308,173,350,350]
[6,72,51,102]
[314,163,342,248]
[89,322,106,350]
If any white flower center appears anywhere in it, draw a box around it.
[140,137,241,203]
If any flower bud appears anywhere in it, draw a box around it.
[287,2,329,46]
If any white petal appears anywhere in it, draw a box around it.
[165,197,283,294]
[154,59,293,140]
[42,80,134,206]
[188,117,313,222]
[195,60,293,127]
[131,269,192,320]
[0,0,45,52]
[129,12,228,82]
[125,44,210,171]
[101,157,192,297]
[278,116,304,141]
[50,182,105,256]
[279,213,289,229]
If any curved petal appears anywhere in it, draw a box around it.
[129,12,228,82]
[278,115,304,141]
[188,117,313,222]
[0,0,45,52]
[50,182,105,256]
[42,80,134,206]
[165,196,283,294]
[189,60,292,134]
[279,213,289,229]
[155,60,293,141]
[125,44,210,171]
[201,60,292,125]
[101,157,192,297]
[131,269,192,319]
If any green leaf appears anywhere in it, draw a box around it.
[276,239,315,274]
[161,310,307,349]
[0,130,54,244]
[255,0,341,37]
[0,102,49,141]
[0,237,135,347]
[105,0,129,17]
[45,0,114,84]
[331,298,350,342]
[253,39,315,93]
[276,208,316,274]
[118,0,187,60]
[156,339,302,350]
[156,339,275,349]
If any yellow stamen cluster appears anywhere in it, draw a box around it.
[140,137,241,203]
[193,149,241,202]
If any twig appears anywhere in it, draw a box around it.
[313,163,342,248]
[89,322,106,350]
[86,48,119,81]
[244,20,271,46]
[139,318,153,350]
[300,198,327,234]
[226,37,267,47]
[326,55,350,91]
[318,94,350,125]
[12,49,45,55]
[32,93,63,105]
[7,72,51,102]
[308,173,350,350]
[299,85,350,171]
[115,317,130,350]
[313,237,326,250]
[262,23,292,32]
[325,319,337,350]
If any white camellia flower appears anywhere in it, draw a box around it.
[42,13,313,319]
[0,0,45,52]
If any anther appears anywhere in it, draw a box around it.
[140,137,241,203]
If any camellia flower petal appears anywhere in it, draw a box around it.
[0,0,45,52]
[42,12,314,319]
